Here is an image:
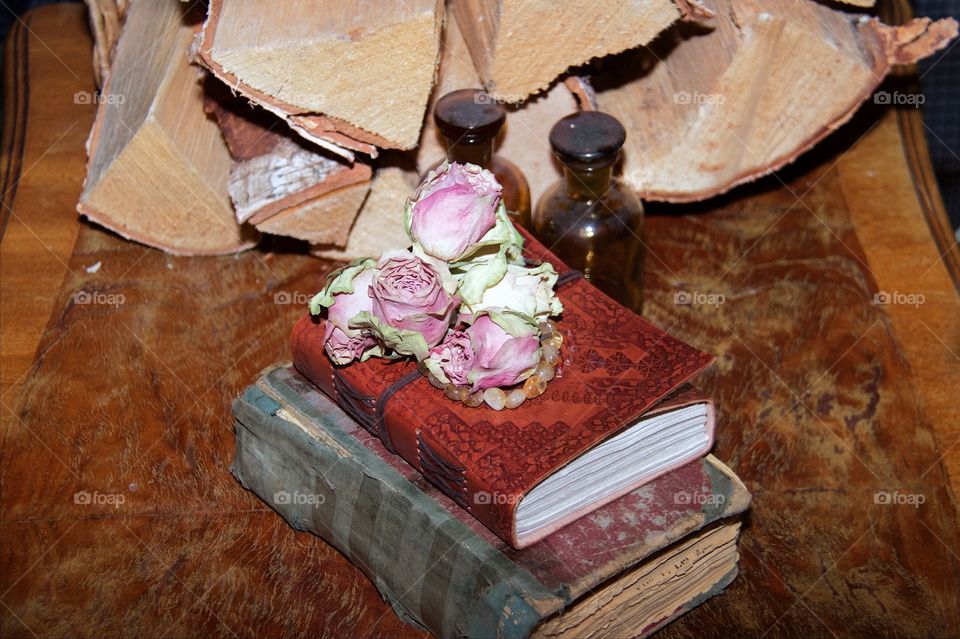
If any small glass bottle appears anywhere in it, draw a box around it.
[429,89,531,228]
[533,111,644,313]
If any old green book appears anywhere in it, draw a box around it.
[232,365,751,639]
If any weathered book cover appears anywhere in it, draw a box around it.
[232,365,750,638]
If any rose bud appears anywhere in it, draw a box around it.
[405,161,522,262]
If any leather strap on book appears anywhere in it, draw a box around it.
[332,366,421,454]
[376,369,421,453]
[556,270,584,289]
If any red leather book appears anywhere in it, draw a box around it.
[292,232,715,548]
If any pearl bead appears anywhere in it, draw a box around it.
[483,388,506,410]
[505,388,526,409]
[545,333,563,350]
[544,350,561,367]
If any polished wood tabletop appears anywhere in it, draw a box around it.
[2,5,959,638]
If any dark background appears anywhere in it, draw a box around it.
[1,0,957,235]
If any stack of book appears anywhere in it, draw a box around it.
[233,235,751,638]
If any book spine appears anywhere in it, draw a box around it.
[291,315,521,546]
[231,386,559,639]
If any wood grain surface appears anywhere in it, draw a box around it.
[2,5,959,639]
[0,7,93,402]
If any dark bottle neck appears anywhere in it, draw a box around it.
[563,165,613,201]
[445,138,494,168]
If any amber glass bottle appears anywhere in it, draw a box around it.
[429,89,531,228]
[533,111,644,313]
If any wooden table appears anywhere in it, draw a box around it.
[2,5,959,638]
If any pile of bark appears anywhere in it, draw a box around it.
[77,0,956,256]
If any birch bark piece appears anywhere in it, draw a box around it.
[231,139,372,230]
[593,0,957,202]
[202,82,372,233]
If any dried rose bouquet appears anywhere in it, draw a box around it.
[309,162,563,410]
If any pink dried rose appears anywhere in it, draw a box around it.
[307,259,382,365]
[324,325,379,366]
[425,330,475,386]
[464,312,540,391]
[404,161,502,261]
[363,250,459,357]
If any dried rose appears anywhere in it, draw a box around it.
[424,330,475,386]
[460,262,563,321]
[350,250,458,359]
[464,311,540,391]
[405,161,521,262]
[308,259,382,365]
